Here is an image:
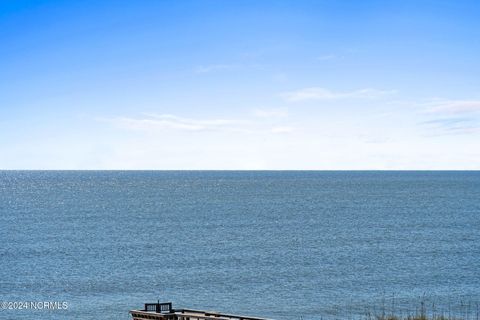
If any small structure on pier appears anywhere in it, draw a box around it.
[130,302,271,320]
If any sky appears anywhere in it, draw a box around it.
[1,0,480,169]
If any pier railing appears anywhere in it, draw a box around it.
[144,302,172,313]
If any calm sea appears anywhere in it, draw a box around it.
[1,171,479,320]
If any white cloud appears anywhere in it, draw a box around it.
[282,87,396,102]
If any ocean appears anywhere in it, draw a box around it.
[0,171,479,320]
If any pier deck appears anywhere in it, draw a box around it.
[130,302,271,320]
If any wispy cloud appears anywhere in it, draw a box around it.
[422,118,472,126]
[251,107,288,118]
[420,117,480,135]
[282,87,396,102]
[317,54,336,61]
[418,99,480,135]
[194,64,237,73]
[424,100,480,114]
[105,112,295,135]
[109,114,242,132]
[270,126,294,134]
[272,72,288,82]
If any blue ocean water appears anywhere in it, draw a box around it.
[0,171,479,320]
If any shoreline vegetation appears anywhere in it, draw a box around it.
[318,296,480,320]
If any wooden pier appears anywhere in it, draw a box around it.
[130,302,272,320]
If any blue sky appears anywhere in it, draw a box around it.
[1,0,480,169]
